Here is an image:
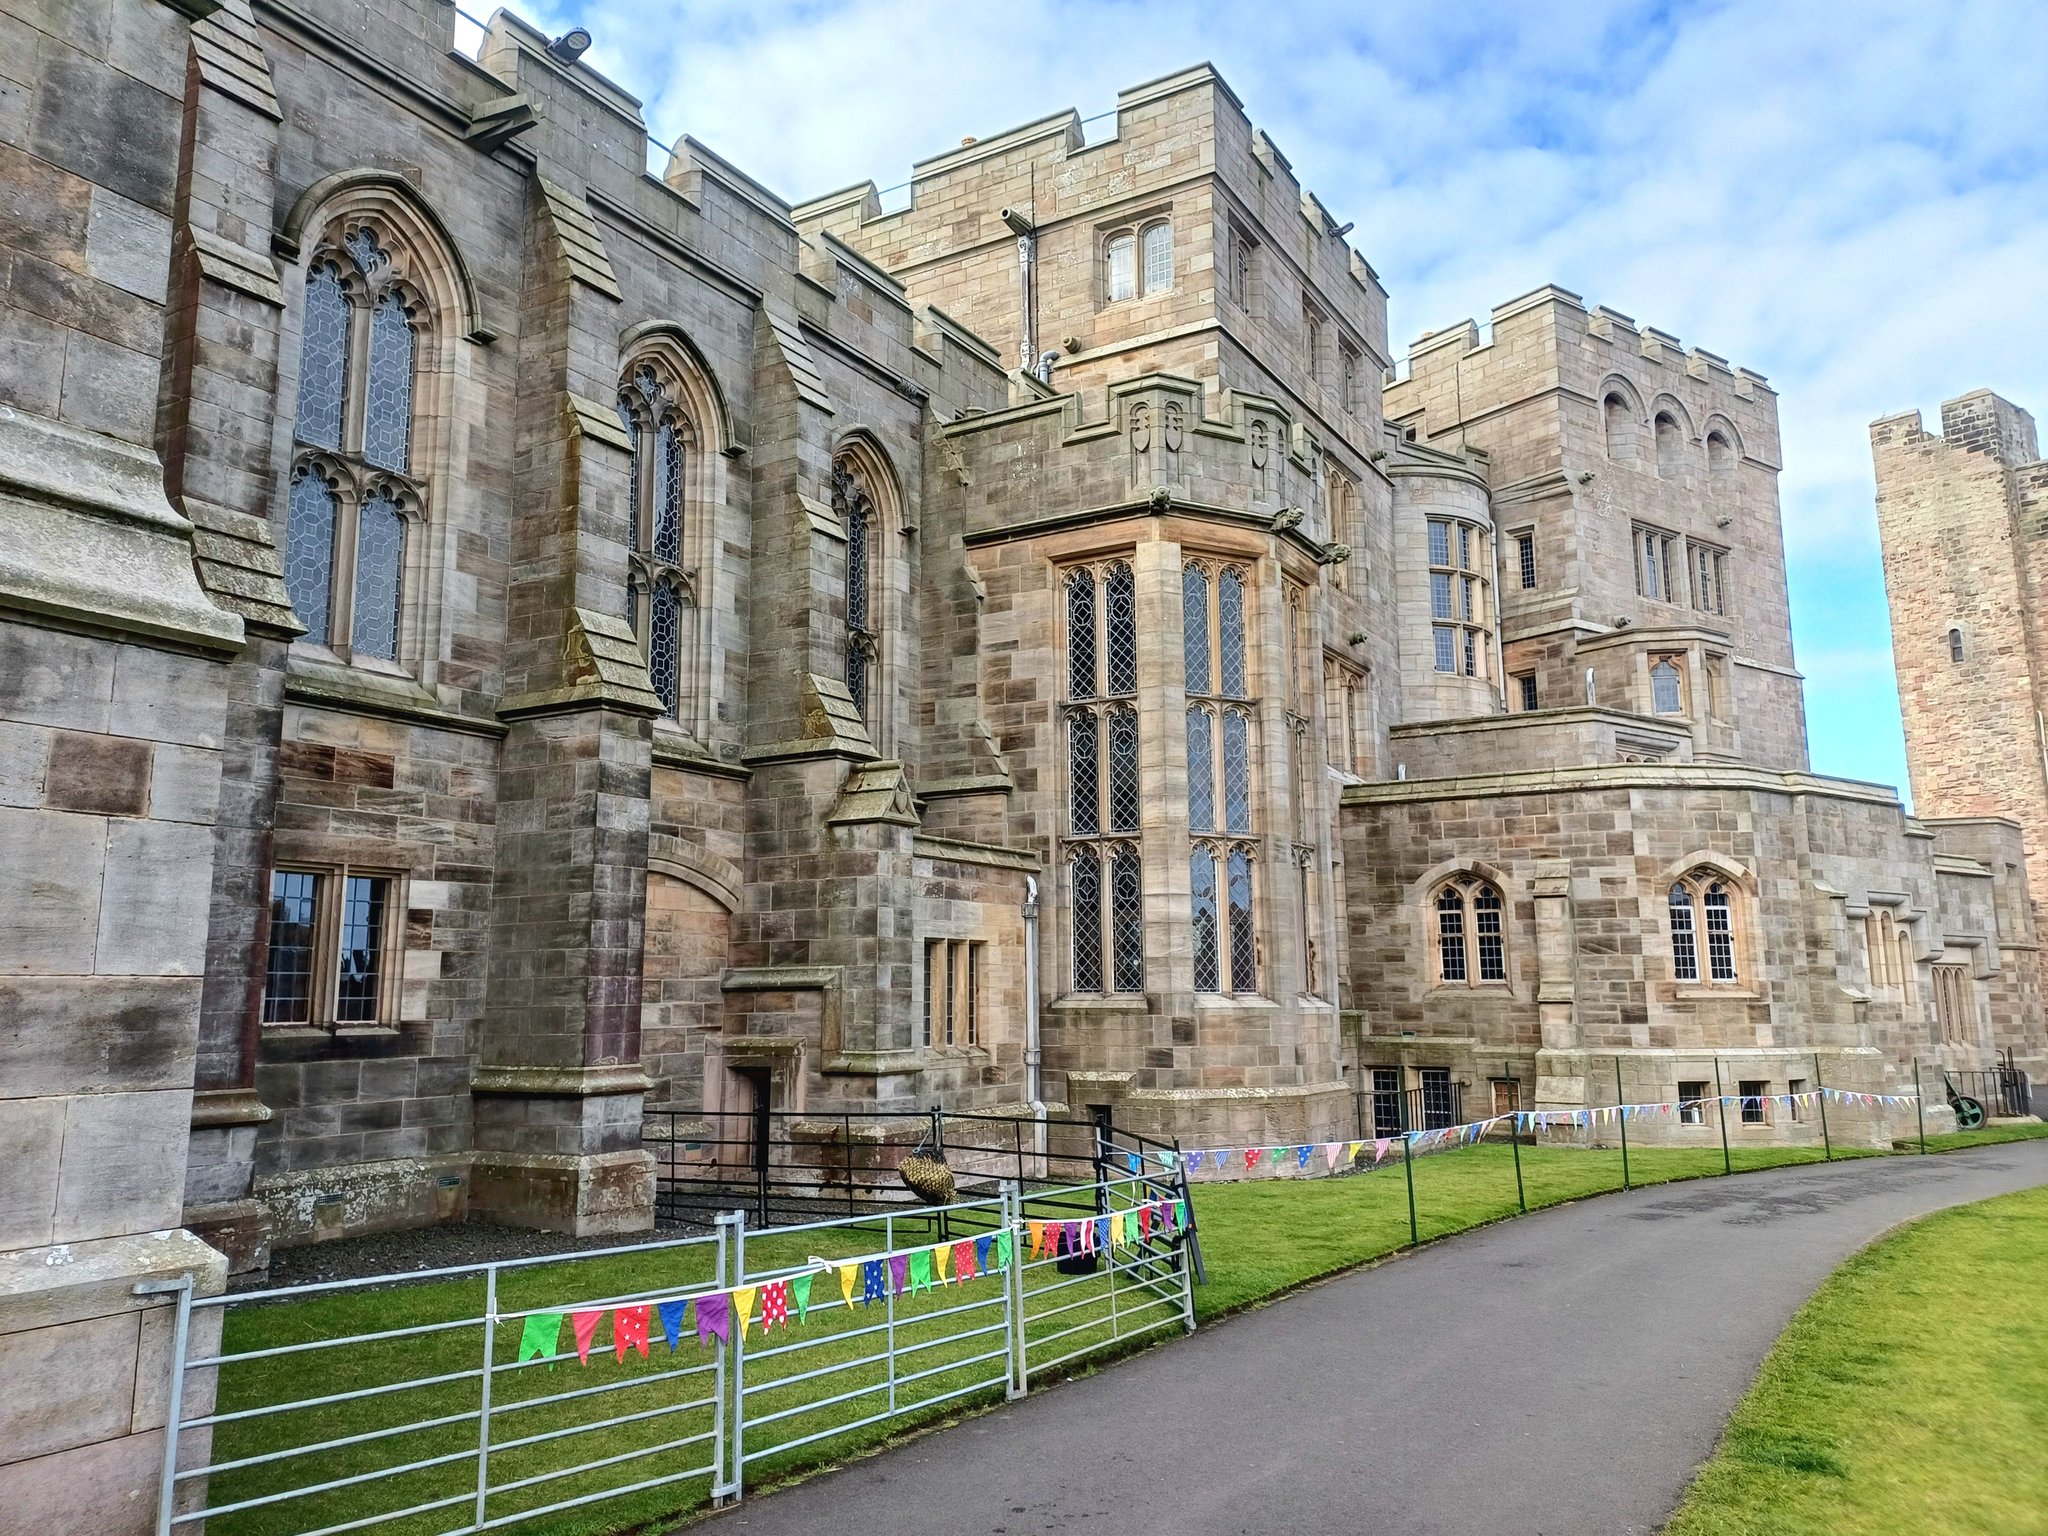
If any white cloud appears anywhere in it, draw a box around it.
[538,0,2048,788]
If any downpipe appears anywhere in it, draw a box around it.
[1024,875,1048,1180]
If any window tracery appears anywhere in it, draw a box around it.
[617,362,701,723]
[1432,875,1507,986]
[1064,559,1143,993]
[1185,559,1259,995]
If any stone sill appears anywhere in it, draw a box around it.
[1673,987,1761,1002]
[261,1024,401,1040]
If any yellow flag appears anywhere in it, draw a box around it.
[1344,1141,1363,1163]
[1110,1210,1127,1248]
[839,1263,859,1308]
[733,1285,758,1340]
[933,1241,953,1283]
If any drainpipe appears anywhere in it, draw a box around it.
[1002,208,1037,373]
[1023,874,1047,1176]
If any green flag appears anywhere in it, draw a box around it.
[995,1230,1014,1272]
[909,1248,933,1292]
[791,1272,813,1323]
[517,1311,563,1364]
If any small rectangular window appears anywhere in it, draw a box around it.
[1635,525,1678,602]
[1458,525,1474,569]
[1463,630,1479,678]
[1739,1080,1769,1125]
[1431,571,1453,619]
[1517,673,1539,712]
[943,940,958,1046]
[966,942,981,1045]
[1460,576,1476,621]
[1428,520,1451,566]
[334,875,389,1024]
[922,942,935,1048]
[261,865,399,1027]
[1516,533,1536,589]
[262,870,323,1025]
[1678,1081,1708,1125]
[1433,625,1457,673]
[1933,963,1971,1044]
[1340,344,1360,411]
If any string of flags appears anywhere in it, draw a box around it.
[508,1197,1187,1368]
[1180,1087,1924,1177]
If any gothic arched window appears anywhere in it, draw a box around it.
[1670,871,1741,983]
[1185,559,1260,996]
[1433,876,1507,986]
[282,225,427,663]
[617,363,696,722]
[1064,558,1142,993]
[830,451,891,730]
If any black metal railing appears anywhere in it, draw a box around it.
[1944,1061,2032,1120]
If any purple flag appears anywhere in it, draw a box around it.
[889,1253,910,1295]
[695,1292,731,1346]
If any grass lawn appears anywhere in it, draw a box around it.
[1665,1183,2048,1536]
[1910,1120,2048,1153]
[196,1126,2042,1535]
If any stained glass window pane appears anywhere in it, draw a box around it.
[1222,708,1251,834]
[285,468,336,641]
[1191,848,1219,992]
[1105,562,1137,695]
[1433,626,1456,673]
[654,421,683,563]
[1226,847,1255,994]
[1072,849,1103,992]
[344,227,390,278]
[1107,708,1140,834]
[617,402,641,552]
[362,291,415,473]
[1218,568,1246,697]
[1475,886,1505,982]
[1438,888,1467,982]
[1141,222,1172,294]
[262,870,320,1024]
[650,583,681,718]
[1428,521,1450,567]
[1106,235,1135,301]
[1182,564,1211,694]
[1186,707,1214,831]
[294,263,348,450]
[1068,713,1099,835]
[335,874,387,1023]
[351,490,404,659]
[1670,884,1699,982]
[1431,572,1452,619]
[1111,845,1144,992]
[845,504,869,632]
[1067,568,1097,700]
[1705,884,1736,981]
[1651,660,1682,714]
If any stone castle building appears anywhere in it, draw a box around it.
[5,3,2043,1518]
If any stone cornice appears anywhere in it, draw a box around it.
[1342,762,1906,810]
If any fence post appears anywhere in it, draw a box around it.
[1614,1056,1631,1191]
[1510,1111,1526,1212]
[1172,1139,1206,1285]
[1914,1058,1927,1153]
[1813,1052,1833,1161]
[1001,1183,1026,1400]
[474,1265,497,1527]
[884,1208,898,1414]
[139,1273,194,1536]
[710,1212,736,1504]
[1008,1185,1031,1396]
[844,1112,854,1218]
[730,1207,748,1501]
[1713,1056,1732,1175]
[1402,1133,1418,1247]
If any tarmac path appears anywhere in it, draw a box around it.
[702,1141,2048,1536]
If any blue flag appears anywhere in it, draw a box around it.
[656,1299,689,1352]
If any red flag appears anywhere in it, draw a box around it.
[953,1239,978,1282]
[613,1304,650,1361]
[1138,1204,1153,1242]
[760,1279,790,1331]
[570,1309,602,1364]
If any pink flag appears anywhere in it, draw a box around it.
[570,1309,602,1364]
[1324,1142,1343,1169]
[1373,1138,1390,1164]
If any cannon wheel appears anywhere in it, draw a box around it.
[1952,1095,1986,1131]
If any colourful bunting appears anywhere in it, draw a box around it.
[517,1310,563,1364]
[1027,1221,1046,1259]
[1138,1203,1153,1242]
[761,1279,790,1331]
[570,1309,602,1365]
[840,1263,860,1309]
[862,1259,887,1305]
[955,1239,978,1282]
[889,1254,910,1296]
[933,1242,953,1284]
[656,1299,689,1352]
[1297,1145,1314,1169]
[1096,1216,1111,1251]
[733,1286,758,1340]
[909,1248,933,1293]
[1245,1148,1263,1169]
[996,1231,1014,1271]
[974,1233,994,1274]
[791,1273,813,1324]
[697,1292,731,1345]
[613,1304,650,1361]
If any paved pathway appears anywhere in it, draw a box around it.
[704,1142,2048,1536]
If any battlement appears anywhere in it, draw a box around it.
[1871,390,2040,469]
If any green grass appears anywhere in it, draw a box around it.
[1666,1183,2048,1536]
[195,1127,2039,1535]
[1909,1120,2048,1153]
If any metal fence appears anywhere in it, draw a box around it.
[1352,1080,1467,1140]
[148,1163,1195,1534]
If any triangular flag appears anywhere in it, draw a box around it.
[1245,1148,1263,1169]
[1174,1199,1187,1230]
[974,1234,994,1274]
[613,1304,650,1361]
[1126,1152,1141,1173]
[760,1280,789,1331]
[889,1253,910,1295]
[1066,1219,1085,1253]
[1095,1216,1110,1251]
[1324,1142,1343,1169]
[656,1299,688,1352]
[517,1311,563,1364]
[932,1242,952,1284]
[732,1286,758,1340]
[996,1230,1014,1271]
[1138,1203,1153,1242]
[1297,1145,1314,1169]
[1213,1149,1232,1169]
[909,1248,932,1292]
[1186,1149,1206,1172]
[840,1263,860,1309]
[862,1259,888,1305]
[1374,1138,1390,1163]
[954,1238,978,1282]
[1028,1221,1046,1259]
[1160,1151,1177,1169]
[791,1272,813,1324]
[696,1292,730,1346]
[570,1309,602,1365]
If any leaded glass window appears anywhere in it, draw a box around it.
[1425,517,1489,683]
[283,223,427,662]
[262,871,321,1025]
[1226,847,1256,993]
[351,489,405,660]
[1670,884,1699,982]
[259,865,398,1028]
[650,584,681,715]
[335,874,389,1023]
[285,467,337,643]
[621,364,703,724]
[1222,708,1251,834]
[1186,707,1214,831]
[844,496,870,714]
[1668,869,1741,984]
[1106,233,1136,302]
[1140,222,1172,295]
[1434,876,1508,987]
[1064,556,1143,994]
[1218,568,1246,698]
[1191,848,1220,992]
[1182,564,1210,694]
[1704,883,1736,981]
[1651,657,1684,715]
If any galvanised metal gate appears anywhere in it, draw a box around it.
[150,1168,1194,1533]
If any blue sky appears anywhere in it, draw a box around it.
[480,0,2048,800]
